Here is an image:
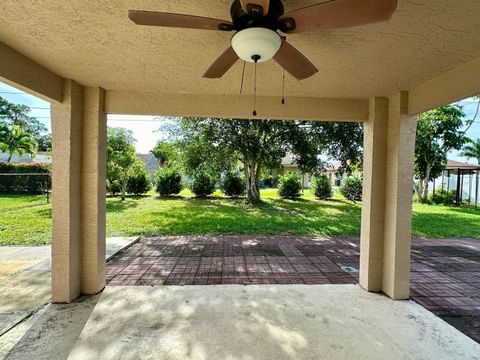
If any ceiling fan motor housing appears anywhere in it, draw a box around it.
[230,0,285,31]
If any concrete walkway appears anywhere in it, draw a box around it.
[0,237,138,337]
[63,285,478,360]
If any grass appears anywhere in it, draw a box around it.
[0,194,52,245]
[0,189,478,245]
[0,194,48,209]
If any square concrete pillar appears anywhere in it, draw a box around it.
[51,79,106,303]
[81,87,107,295]
[359,93,417,300]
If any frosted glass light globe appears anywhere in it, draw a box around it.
[231,27,282,63]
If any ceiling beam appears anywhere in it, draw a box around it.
[409,56,480,115]
[0,41,63,103]
[105,91,369,122]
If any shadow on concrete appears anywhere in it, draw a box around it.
[3,295,100,360]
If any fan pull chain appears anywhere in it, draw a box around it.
[253,59,258,117]
[240,61,246,95]
[281,69,286,105]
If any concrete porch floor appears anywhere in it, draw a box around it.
[5,285,478,360]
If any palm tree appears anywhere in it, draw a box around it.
[0,125,38,162]
[460,138,480,165]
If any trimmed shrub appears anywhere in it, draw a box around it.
[340,176,363,202]
[430,189,457,205]
[155,167,182,196]
[278,172,302,199]
[311,174,333,200]
[127,162,151,196]
[190,171,216,197]
[221,173,245,197]
[107,180,121,196]
[0,162,51,194]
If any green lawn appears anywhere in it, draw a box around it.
[0,190,478,245]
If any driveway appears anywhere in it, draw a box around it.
[0,237,139,337]
[105,235,480,343]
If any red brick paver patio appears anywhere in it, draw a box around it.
[106,235,480,343]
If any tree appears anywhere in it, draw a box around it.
[0,97,32,128]
[0,96,49,147]
[151,141,178,167]
[168,117,360,202]
[460,138,480,165]
[107,127,136,200]
[0,124,38,162]
[309,122,364,172]
[36,133,52,152]
[174,118,311,201]
[414,105,467,203]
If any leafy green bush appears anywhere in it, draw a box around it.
[278,172,302,199]
[340,176,363,202]
[190,170,216,197]
[107,180,121,196]
[155,167,182,196]
[311,174,333,200]
[0,162,50,194]
[430,189,457,205]
[260,174,274,188]
[221,173,245,197]
[126,161,151,196]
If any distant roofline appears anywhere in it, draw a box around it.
[446,159,480,170]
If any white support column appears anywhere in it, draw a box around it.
[359,93,417,300]
[51,79,106,303]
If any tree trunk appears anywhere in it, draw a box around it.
[120,179,127,201]
[244,162,260,202]
[7,152,13,162]
[421,165,431,203]
[414,179,423,203]
[413,181,420,201]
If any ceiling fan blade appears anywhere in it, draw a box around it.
[273,41,318,81]
[279,0,398,33]
[128,10,234,31]
[203,47,239,78]
[240,0,270,16]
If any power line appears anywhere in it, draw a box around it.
[108,119,166,122]
[0,91,27,95]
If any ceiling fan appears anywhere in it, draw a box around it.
[128,0,397,81]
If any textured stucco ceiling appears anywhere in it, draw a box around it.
[0,0,479,98]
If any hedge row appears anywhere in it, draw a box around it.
[0,162,51,194]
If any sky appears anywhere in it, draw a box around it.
[1,81,479,160]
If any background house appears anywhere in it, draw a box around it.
[271,156,359,188]
[136,153,159,183]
